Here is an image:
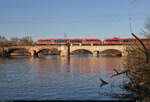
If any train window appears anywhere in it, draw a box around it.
[131,40,136,42]
[123,40,136,42]
[70,40,82,43]
[52,40,54,43]
[86,40,95,41]
[106,40,119,41]
[55,40,67,43]
[83,40,85,43]
[86,40,99,41]
[141,39,150,42]
[124,40,129,42]
[123,40,128,42]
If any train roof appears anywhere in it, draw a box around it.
[37,38,101,40]
[104,38,150,40]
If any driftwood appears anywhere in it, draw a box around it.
[99,77,108,87]
[111,69,130,78]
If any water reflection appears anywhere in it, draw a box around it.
[0,55,129,100]
[32,56,123,77]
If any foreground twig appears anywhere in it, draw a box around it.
[131,33,149,63]
[111,69,130,77]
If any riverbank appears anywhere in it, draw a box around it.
[122,42,150,99]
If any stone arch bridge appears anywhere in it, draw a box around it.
[0,45,129,57]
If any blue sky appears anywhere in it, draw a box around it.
[0,0,149,41]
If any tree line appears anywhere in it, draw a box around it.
[0,36,33,46]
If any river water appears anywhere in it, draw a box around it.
[0,55,131,100]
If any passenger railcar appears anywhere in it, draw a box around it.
[103,38,150,45]
[36,38,102,45]
[84,39,102,44]
[36,39,69,45]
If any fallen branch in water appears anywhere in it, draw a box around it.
[99,77,108,87]
[111,69,130,78]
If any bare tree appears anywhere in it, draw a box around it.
[0,35,9,46]
[10,37,20,45]
[0,35,7,42]
[20,36,33,45]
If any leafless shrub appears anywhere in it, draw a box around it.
[0,35,33,46]
[124,34,150,98]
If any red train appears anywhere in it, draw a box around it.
[103,38,150,45]
[35,39,102,45]
[35,38,150,45]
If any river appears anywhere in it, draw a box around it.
[0,55,131,100]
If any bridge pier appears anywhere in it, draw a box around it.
[30,50,38,57]
[1,51,10,57]
[0,48,10,57]
[122,51,128,57]
[93,51,99,57]
[60,46,70,57]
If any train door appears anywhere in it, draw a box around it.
[120,40,123,44]
[52,40,54,45]
[83,40,85,45]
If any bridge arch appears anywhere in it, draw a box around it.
[100,49,122,56]
[37,48,60,55]
[71,49,93,55]
[7,48,30,56]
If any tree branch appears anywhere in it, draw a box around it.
[131,33,149,63]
